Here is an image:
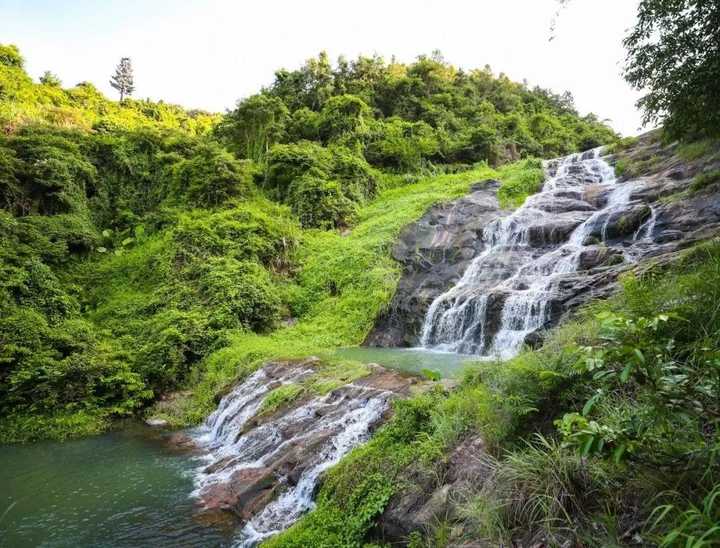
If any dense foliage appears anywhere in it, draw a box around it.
[624,0,720,140]
[0,44,610,441]
[218,51,615,227]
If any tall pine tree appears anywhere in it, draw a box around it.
[110,57,134,101]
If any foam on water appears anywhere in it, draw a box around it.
[420,147,648,358]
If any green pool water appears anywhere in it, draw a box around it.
[0,424,230,547]
[334,346,483,378]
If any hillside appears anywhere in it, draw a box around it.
[3,34,720,547]
[0,45,614,441]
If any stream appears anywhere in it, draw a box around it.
[0,425,232,547]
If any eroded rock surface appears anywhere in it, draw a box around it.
[367,133,720,351]
[366,180,508,347]
[191,358,415,544]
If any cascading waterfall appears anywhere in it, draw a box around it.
[421,147,652,359]
[191,366,392,547]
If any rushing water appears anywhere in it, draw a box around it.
[420,147,643,359]
[191,365,393,547]
[0,425,231,547]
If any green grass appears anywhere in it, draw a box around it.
[690,169,720,193]
[496,158,545,209]
[170,165,503,422]
[0,410,108,444]
[677,139,719,162]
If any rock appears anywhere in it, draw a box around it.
[164,432,201,454]
[365,180,506,347]
[193,359,414,529]
[145,417,168,427]
[379,435,493,542]
[198,467,277,520]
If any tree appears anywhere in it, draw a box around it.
[110,57,135,101]
[623,0,720,139]
[218,93,289,162]
[39,71,61,87]
[0,44,23,68]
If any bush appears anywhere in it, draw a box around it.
[318,94,372,145]
[172,141,252,207]
[0,44,23,68]
[288,174,357,229]
[198,257,281,331]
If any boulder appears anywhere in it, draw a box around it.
[365,180,506,347]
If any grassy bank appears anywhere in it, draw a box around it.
[266,240,720,547]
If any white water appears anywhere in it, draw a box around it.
[191,367,392,547]
[421,147,650,359]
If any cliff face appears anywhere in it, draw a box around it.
[366,133,720,353]
[364,180,507,347]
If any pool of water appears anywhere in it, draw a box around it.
[0,424,231,547]
[334,346,482,378]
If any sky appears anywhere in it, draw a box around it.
[2,0,645,135]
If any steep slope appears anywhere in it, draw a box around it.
[368,132,720,357]
[265,132,720,547]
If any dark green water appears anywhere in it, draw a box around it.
[334,346,481,378]
[0,425,230,547]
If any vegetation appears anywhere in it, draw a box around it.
[109,57,134,101]
[624,0,720,140]
[0,44,614,441]
[3,0,720,544]
[270,240,720,547]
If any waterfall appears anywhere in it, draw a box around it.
[191,365,392,547]
[420,147,647,359]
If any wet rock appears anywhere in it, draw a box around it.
[525,211,591,247]
[164,432,201,454]
[199,467,276,520]
[365,180,506,347]
[602,203,651,240]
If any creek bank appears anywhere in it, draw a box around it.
[189,357,418,545]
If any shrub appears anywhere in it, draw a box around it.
[318,94,372,145]
[172,141,252,207]
[288,173,357,229]
[0,44,23,68]
[198,257,281,331]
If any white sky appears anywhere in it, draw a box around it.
[2,0,645,135]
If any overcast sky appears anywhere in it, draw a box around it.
[2,0,645,135]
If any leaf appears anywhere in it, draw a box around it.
[97,247,107,253]
[101,229,111,238]
[121,237,134,247]
[582,392,601,416]
[620,363,633,383]
[612,443,626,463]
[633,348,646,364]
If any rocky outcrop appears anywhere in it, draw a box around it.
[191,359,417,542]
[367,133,720,351]
[365,180,508,347]
[379,435,494,544]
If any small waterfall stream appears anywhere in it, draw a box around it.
[191,364,394,547]
[420,147,651,359]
